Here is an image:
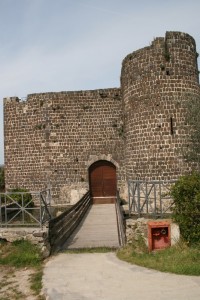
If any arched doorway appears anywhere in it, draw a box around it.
[89,160,117,204]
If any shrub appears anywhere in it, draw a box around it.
[8,188,34,208]
[171,173,200,245]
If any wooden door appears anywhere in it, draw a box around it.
[89,160,116,204]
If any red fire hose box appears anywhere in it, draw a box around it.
[148,221,170,251]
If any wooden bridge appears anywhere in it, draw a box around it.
[0,160,126,252]
[0,190,125,252]
[49,160,126,252]
[62,204,120,249]
[49,192,126,252]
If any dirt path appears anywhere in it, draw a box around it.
[0,266,41,300]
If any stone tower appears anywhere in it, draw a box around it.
[121,31,200,181]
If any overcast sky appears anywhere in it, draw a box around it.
[0,0,200,164]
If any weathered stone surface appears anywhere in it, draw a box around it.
[59,182,88,204]
[0,227,50,258]
[121,31,200,181]
[4,89,124,204]
[33,231,47,238]
[3,31,200,205]
[126,218,180,247]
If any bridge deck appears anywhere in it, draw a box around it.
[61,204,119,249]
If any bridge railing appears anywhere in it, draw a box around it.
[0,189,52,228]
[116,191,126,246]
[49,191,91,252]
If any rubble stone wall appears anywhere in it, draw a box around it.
[0,227,50,258]
[3,31,200,204]
[121,31,200,181]
[4,89,125,203]
[126,218,180,247]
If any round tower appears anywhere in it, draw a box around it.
[121,31,200,181]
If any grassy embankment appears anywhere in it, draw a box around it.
[0,239,44,299]
[117,237,200,276]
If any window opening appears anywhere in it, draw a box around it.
[170,117,174,135]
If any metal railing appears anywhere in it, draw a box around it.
[128,180,177,217]
[0,189,52,228]
[116,191,126,246]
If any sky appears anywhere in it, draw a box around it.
[0,0,200,164]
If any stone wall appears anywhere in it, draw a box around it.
[126,218,180,247]
[121,31,200,181]
[0,227,50,258]
[4,89,125,203]
[3,31,200,204]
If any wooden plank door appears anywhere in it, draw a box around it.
[89,160,116,204]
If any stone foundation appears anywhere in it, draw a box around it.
[126,218,180,247]
[0,227,51,258]
[59,182,88,204]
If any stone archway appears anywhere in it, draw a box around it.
[87,154,119,169]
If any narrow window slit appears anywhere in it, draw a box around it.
[170,117,174,135]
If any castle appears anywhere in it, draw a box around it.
[4,31,200,204]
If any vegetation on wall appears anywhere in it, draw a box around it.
[171,173,200,245]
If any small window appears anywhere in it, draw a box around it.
[170,117,174,135]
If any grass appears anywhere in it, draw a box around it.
[63,247,116,254]
[0,279,15,289]
[0,239,44,298]
[30,270,45,299]
[8,287,25,300]
[63,243,200,276]
[117,239,200,276]
[0,239,42,268]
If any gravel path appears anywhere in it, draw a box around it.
[43,252,200,300]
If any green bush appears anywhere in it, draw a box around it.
[9,188,34,208]
[171,173,200,245]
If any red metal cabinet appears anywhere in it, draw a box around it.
[148,222,170,251]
